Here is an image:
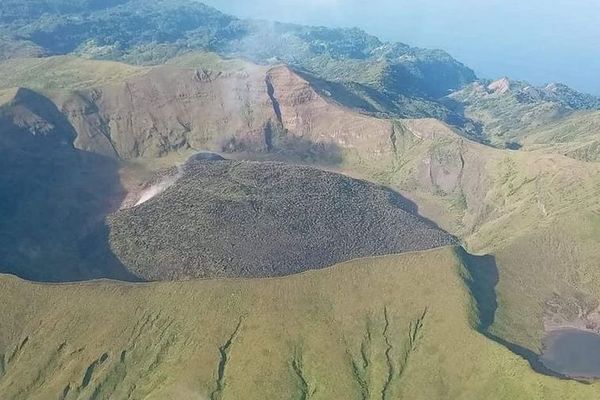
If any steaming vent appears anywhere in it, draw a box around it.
[129,152,226,208]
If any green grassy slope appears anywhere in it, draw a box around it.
[489,211,600,349]
[519,110,600,162]
[0,56,146,94]
[330,118,600,351]
[0,52,258,94]
[445,80,600,147]
[1,247,598,400]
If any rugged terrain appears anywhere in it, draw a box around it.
[109,160,455,280]
[1,51,600,355]
[0,86,134,282]
[0,0,475,117]
[445,77,600,148]
[1,0,600,397]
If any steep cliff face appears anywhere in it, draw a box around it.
[0,87,75,148]
[47,63,398,168]
[266,66,395,160]
[0,88,131,282]
[60,64,275,159]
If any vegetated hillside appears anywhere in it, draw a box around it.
[518,110,600,162]
[445,78,600,147]
[108,160,455,280]
[1,247,598,400]
[0,34,43,61]
[0,0,129,24]
[11,0,600,134]
[0,0,476,103]
[0,2,599,392]
[364,118,600,351]
[0,56,145,93]
[489,211,600,350]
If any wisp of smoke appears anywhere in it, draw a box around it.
[132,151,225,207]
[134,164,185,207]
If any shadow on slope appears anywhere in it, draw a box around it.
[221,126,345,167]
[0,88,137,282]
[295,67,464,122]
[458,249,571,379]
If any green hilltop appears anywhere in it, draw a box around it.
[2,248,599,399]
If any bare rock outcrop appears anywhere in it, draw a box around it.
[108,160,456,280]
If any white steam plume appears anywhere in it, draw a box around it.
[134,163,185,207]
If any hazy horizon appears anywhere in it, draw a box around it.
[203,0,600,95]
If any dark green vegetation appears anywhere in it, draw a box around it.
[109,160,455,280]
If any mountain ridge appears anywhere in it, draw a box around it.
[2,247,598,399]
[1,1,600,394]
[445,76,600,146]
[0,0,476,100]
[1,0,598,145]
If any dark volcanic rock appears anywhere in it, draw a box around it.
[108,160,456,280]
[187,151,226,163]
